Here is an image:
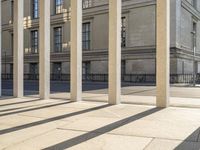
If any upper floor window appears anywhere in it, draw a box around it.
[83,0,92,9]
[32,0,39,19]
[192,22,197,49]
[31,30,39,54]
[55,0,63,14]
[54,27,63,52]
[82,22,91,50]
[121,17,126,47]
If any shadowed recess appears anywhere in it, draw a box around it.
[0,104,110,135]
[43,107,162,150]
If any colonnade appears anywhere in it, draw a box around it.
[0,0,170,107]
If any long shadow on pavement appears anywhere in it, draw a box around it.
[0,103,50,113]
[42,107,162,150]
[0,98,42,107]
[175,127,200,150]
[0,104,110,135]
[0,101,71,117]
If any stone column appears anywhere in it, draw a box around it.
[156,0,170,107]
[70,0,82,101]
[39,0,50,99]
[13,0,24,97]
[108,0,121,104]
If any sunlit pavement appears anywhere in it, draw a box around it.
[0,96,200,149]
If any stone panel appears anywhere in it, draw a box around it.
[91,61,108,74]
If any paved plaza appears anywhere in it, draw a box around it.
[0,97,200,149]
[1,82,200,149]
[2,81,200,108]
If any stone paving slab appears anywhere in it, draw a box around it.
[145,138,200,150]
[1,97,200,149]
[0,119,67,149]
[5,129,152,150]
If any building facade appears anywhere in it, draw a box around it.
[1,0,200,78]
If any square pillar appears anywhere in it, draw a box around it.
[13,0,24,98]
[108,0,121,105]
[156,0,170,107]
[39,0,50,99]
[70,0,82,101]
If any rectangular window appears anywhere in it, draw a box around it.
[82,23,91,50]
[55,0,63,14]
[32,0,39,19]
[30,63,38,74]
[192,22,197,49]
[54,27,63,52]
[121,60,126,75]
[83,0,92,9]
[83,61,91,75]
[31,30,39,54]
[121,17,126,47]
[53,62,62,74]
[10,64,13,74]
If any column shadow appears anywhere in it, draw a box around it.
[42,107,162,150]
[0,98,42,107]
[0,103,45,113]
[174,127,200,150]
[0,104,110,135]
[0,101,72,117]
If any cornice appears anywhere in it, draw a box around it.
[181,0,200,20]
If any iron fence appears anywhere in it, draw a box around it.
[1,73,200,84]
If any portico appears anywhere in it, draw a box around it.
[0,0,170,108]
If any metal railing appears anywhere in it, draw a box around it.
[2,73,200,84]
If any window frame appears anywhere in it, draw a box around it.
[31,30,39,54]
[53,27,63,53]
[121,16,126,48]
[82,22,91,51]
[55,0,63,14]
[32,0,39,19]
[82,0,92,9]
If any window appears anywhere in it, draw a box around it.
[83,61,90,75]
[121,17,126,47]
[32,0,39,19]
[30,63,38,74]
[55,0,63,14]
[83,0,92,9]
[192,22,197,49]
[82,23,91,50]
[31,30,39,54]
[54,27,62,52]
[121,60,126,75]
[53,62,62,74]
[10,64,13,74]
